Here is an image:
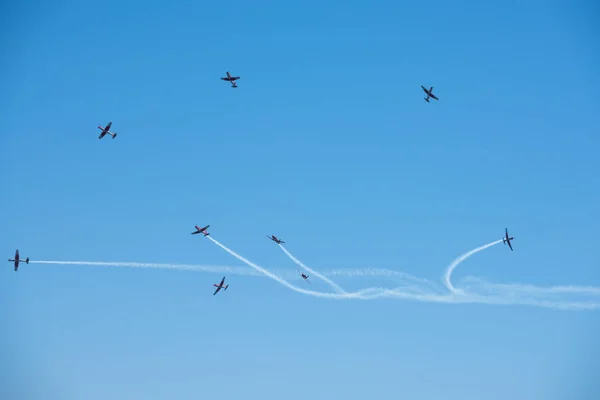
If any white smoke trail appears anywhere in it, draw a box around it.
[30,260,259,276]
[208,236,600,310]
[278,245,347,294]
[443,239,503,294]
[460,276,600,296]
[206,236,368,299]
[29,239,600,310]
[29,260,441,286]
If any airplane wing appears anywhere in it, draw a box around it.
[430,93,439,100]
[98,131,106,139]
[201,225,209,231]
[219,276,225,286]
[106,122,112,130]
[421,85,427,93]
[507,240,513,251]
[213,286,222,295]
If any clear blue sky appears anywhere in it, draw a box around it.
[1,0,599,399]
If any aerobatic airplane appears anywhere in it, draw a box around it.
[8,249,29,272]
[191,225,210,236]
[267,235,285,244]
[298,269,310,284]
[421,85,439,102]
[213,276,229,295]
[97,121,117,139]
[503,228,515,251]
[221,71,240,88]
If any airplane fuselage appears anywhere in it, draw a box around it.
[98,122,116,139]
[269,235,284,244]
[8,250,28,271]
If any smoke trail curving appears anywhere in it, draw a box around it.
[443,239,503,294]
[207,236,369,299]
[28,239,600,310]
[278,245,347,294]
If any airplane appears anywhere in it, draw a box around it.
[297,269,311,284]
[421,85,439,102]
[213,276,229,295]
[97,121,117,139]
[191,225,210,236]
[221,71,240,88]
[266,235,285,244]
[503,228,515,251]
[8,249,29,272]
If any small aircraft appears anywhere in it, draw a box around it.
[97,121,117,139]
[8,249,29,272]
[213,276,229,295]
[191,225,210,236]
[503,228,515,251]
[221,71,240,88]
[266,235,285,244]
[297,269,311,284]
[421,85,439,102]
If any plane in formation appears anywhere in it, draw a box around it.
[297,269,310,284]
[421,85,439,103]
[213,276,229,295]
[267,235,285,244]
[97,121,117,139]
[503,228,515,251]
[191,225,210,236]
[8,249,29,272]
[221,71,240,88]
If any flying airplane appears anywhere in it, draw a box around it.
[221,71,240,88]
[97,121,117,139]
[503,228,515,251]
[213,276,229,295]
[297,269,311,284]
[191,225,210,236]
[8,249,29,272]
[421,85,439,102]
[266,235,285,244]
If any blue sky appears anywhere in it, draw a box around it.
[1,0,599,399]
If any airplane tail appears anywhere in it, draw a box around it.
[225,284,229,290]
[25,257,29,264]
[424,98,430,103]
[112,133,117,138]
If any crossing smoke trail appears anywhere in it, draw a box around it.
[29,239,600,310]
[206,236,452,302]
[278,245,347,294]
[207,236,367,299]
[207,236,600,310]
[444,239,503,294]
